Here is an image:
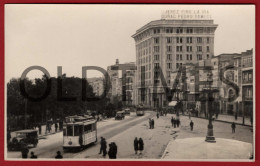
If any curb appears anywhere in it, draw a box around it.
[181,114,252,127]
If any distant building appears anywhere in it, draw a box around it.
[88,77,104,96]
[107,59,136,105]
[241,49,253,120]
[132,18,218,107]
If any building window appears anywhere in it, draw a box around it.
[154,63,160,69]
[154,37,159,44]
[207,46,210,52]
[207,54,209,59]
[176,63,179,69]
[154,46,160,52]
[186,46,192,52]
[180,54,182,60]
[187,37,192,43]
[177,37,183,43]
[187,54,192,60]
[166,37,172,43]
[167,71,171,78]
[197,54,202,60]
[207,37,210,43]
[176,54,179,61]
[153,29,160,34]
[167,54,172,60]
[166,28,173,33]
[187,28,193,33]
[197,46,202,52]
[167,46,172,52]
[176,46,182,52]
[176,28,183,34]
[154,54,159,61]
[167,63,172,69]
[197,37,202,43]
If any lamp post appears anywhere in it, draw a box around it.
[203,72,218,143]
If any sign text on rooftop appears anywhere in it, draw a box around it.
[161,10,212,20]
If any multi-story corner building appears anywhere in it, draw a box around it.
[132,17,218,107]
[241,49,253,120]
[107,59,136,105]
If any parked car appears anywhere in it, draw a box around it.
[115,111,125,120]
[8,129,38,151]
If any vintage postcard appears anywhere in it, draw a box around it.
[4,4,255,161]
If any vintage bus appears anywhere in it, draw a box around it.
[136,105,145,116]
[63,115,97,151]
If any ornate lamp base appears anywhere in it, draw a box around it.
[205,136,216,143]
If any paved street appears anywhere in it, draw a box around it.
[7,111,253,159]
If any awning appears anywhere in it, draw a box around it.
[168,101,177,106]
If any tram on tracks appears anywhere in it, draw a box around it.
[136,105,145,116]
[63,115,97,151]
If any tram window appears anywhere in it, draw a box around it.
[74,125,83,136]
[86,124,92,133]
[92,124,96,131]
[67,125,73,136]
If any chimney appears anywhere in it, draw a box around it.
[116,59,119,65]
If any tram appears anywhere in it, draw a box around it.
[63,115,97,150]
[136,105,145,116]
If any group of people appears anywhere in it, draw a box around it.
[171,117,181,128]
[21,147,63,159]
[148,118,155,129]
[99,137,118,159]
[134,137,144,154]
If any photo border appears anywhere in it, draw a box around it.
[0,1,259,166]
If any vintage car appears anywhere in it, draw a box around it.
[8,129,38,151]
[115,111,125,120]
[124,108,131,116]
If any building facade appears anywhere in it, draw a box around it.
[132,19,218,107]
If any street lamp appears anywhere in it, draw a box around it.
[202,72,218,143]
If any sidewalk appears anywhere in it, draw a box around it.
[162,137,253,160]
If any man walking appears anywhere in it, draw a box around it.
[99,137,104,154]
[231,122,236,133]
[171,117,174,127]
[148,118,152,129]
[30,151,38,159]
[190,120,194,131]
[55,151,63,159]
[151,119,155,129]
[138,138,144,154]
[102,138,107,157]
[134,137,139,154]
[55,122,58,132]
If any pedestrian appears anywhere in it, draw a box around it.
[134,137,138,154]
[55,151,63,159]
[176,118,180,127]
[173,118,176,128]
[231,122,236,133]
[30,151,37,159]
[157,112,159,119]
[148,118,152,129]
[138,138,144,154]
[102,138,107,157]
[55,122,58,132]
[151,119,155,129]
[171,117,174,127]
[21,144,29,159]
[111,142,117,159]
[38,123,42,135]
[190,120,194,131]
[99,137,104,154]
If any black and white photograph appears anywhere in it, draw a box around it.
[5,4,255,161]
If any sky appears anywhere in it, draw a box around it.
[5,4,255,83]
